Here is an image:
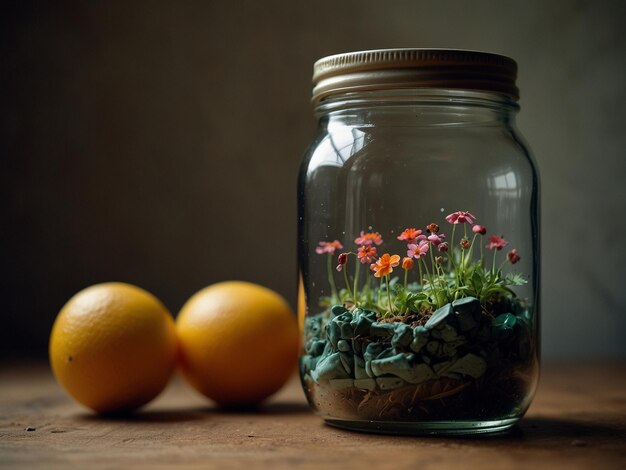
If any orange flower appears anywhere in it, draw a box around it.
[402,257,414,270]
[370,253,400,278]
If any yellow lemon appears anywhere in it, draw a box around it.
[176,281,299,406]
[49,282,177,414]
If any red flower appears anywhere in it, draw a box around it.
[315,240,343,255]
[357,245,378,265]
[507,249,521,264]
[445,211,477,225]
[486,235,508,251]
[355,231,383,246]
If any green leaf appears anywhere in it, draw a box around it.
[504,273,528,286]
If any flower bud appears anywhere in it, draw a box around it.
[336,253,348,271]
[426,223,439,234]
[438,242,449,252]
[460,239,470,250]
[507,249,521,264]
[402,257,414,270]
[472,224,487,235]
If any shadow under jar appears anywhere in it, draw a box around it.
[297,49,540,435]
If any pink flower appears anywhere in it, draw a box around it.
[357,245,378,265]
[472,224,487,235]
[354,231,383,246]
[437,242,449,252]
[397,228,425,243]
[427,233,446,246]
[507,249,521,264]
[336,252,348,271]
[445,211,477,225]
[407,240,429,259]
[486,235,508,251]
[315,240,343,255]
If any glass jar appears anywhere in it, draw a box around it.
[297,49,539,435]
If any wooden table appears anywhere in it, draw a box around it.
[1,362,625,469]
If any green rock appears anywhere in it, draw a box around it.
[494,312,517,330]
[376,377,406,390]
[335,311,354,323]
[364,342,392,363]
[492,313,518,340]
[354,355,368,379]
[370,322,396,337]
[300,355,314,372]
[329,378,354,390]
[425,304,453,329]
[404,363,435,384]
[370,353,413,377]
[354,378,377,391]
[452,296,480,314]
[426,340,442,356]
[304,316,323,339]
[337,340,351,352]
[352,338,363,354]
[452,297,482,332]
[331,305,348,318]
[353,315,374,336]
[340,322,355,339]
[410,326,429,353]
[442,343,458,357]
[447,353,487,378]
[392,324,413,349]
[314,352,350,381]
[339,352,353,375]
[431,324,459,342]
[326,321,340,347]
[305,338,326,356]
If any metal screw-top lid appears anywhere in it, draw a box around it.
[312,48,519,104]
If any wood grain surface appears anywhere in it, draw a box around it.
[1,361,625,469]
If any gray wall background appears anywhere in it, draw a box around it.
[2,0,625,359]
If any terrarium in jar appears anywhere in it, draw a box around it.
[297,49,540,435]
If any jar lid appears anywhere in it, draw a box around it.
[312,48,518,104]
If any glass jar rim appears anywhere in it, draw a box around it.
[312,48,519,105]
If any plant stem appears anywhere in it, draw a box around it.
[480,240,484,267]
[327,253,339,303]
[467,233,478,264]
[404,268,408,290]
[421,257,434,290]
[491,249,498,276]
[343,266,354,303]
[386,275,394,315]
[418,262,424,288]
[448,224,457,271]
[437,261,452,302]
[353,262,360,306]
